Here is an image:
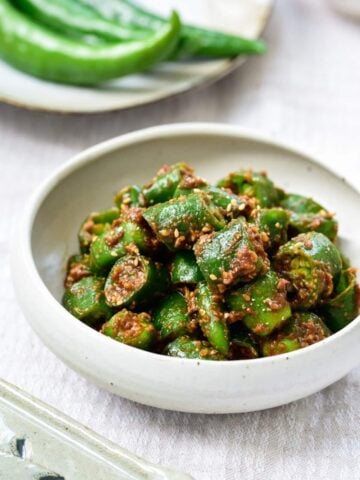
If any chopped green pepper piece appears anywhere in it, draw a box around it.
[319,268,359,332]
[217,170,281,207]
[64,253,92,288]
[114,185,146,210]
[170,251,204,285]
[143,191,225,251]
[196,282,230,355]
[165,336,226,360]
[143,163,195,205]
[227,270,291,336]
[281,193,338,241]
[274,232,342,309]
[90,210,158,274]
[153,291,196,341]
[262,312,331,356]
[78,207,119,253]
[194,217,269,290]
[62,276,112,326]
[101,310,156,350]
[252,208,290,251]
[104,254,168,308]
[230,325,259,359]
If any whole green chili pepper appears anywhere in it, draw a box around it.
[226,270,292,336]
[165,336,226,360]
[196,282,230,355]
[143,191,225,251]
[281,193,338,241]
[13,0,150,43]
[170,251,204,285]
[101,309,156,350]
[217,170,281,208]
[62,276,112,326]
[0,1,181,85]
[194,217,269,290]
[319,268,359,332]
[153,291,196,341]
[262,312,331,356]
[78,207,119,253]
[274,232,342,309]
[77,0,266,58]
[104,254,168,308]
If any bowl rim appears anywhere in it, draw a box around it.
[17,122,360,368]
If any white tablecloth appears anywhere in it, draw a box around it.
[1,1,359,479]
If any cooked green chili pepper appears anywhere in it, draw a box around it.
[194,217,269,290]
[217,170,281,208]
[0,1,181,85]
[319,268,359,332]
[101,309,156,350]
[227,270,291,336]
[274,232,342,309]
[196,282,230,355]
[90,211,157,274]
[165,336,226,360]
[143,163,196,206]
[64,253,92,288]
[62,276,112,326]
[77,0,266,58]
[170,251,203,285]
[281,193,338,241]
[114,185,146,210]
[104,254,168,308]
[262,312,331,356]
[252,208,290,251]
[13,0,149,43]
[230,325,259,360]
[143,192,225,251]
[78,207,119,253]
[153,291,196,341]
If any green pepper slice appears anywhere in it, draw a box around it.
[252,208,290,251]
[164,336,226,360]
[78,207,119,253]
[262,312,331,356]
[196,282,230,355]
[319,268,359,332]
[114,185,146,210]
[230,325,259,359]
[153,291,196,341]
[62,276,112,326]
[194,217,269,290]
[143,191,225,251]
[217,170,281,207]
[227,270,291,336]
[101,310,156,350]
[104,254,168,308]
[170,251,204,285]
[64,253,92,289]
[274,232,342,309]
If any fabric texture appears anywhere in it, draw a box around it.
[0,1,359,478]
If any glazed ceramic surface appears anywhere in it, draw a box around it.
[11,124,360,413]
[0,378,192,479]
[0,0,272,113]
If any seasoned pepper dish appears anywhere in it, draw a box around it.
[62,163,359,360]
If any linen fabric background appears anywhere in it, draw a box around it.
[0,1,359,479]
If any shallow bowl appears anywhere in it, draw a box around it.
[11,123,360,413]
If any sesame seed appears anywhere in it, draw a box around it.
[209,274,218,281]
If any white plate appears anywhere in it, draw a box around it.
[11,124,360,413]
[0,0,272,113]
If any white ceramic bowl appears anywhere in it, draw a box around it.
[11,124,360,414]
